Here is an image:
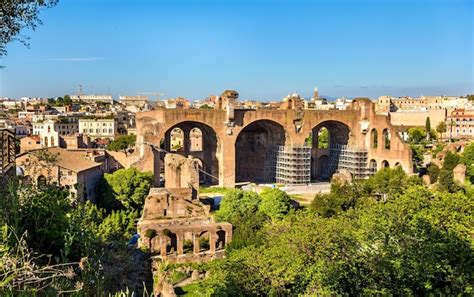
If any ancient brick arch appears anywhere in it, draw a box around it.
[235,119,289,183]
[163,121,221,185]
[136,98,413,186]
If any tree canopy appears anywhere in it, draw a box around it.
[0,0,58,58]
[107,135,136,153]
[102,167,154,211]
[196,181,473,296]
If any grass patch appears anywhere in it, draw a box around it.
[174,281,202,296]
[170,270,189,285]
[199,186,233,195]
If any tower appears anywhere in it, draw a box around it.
[313,86,319,99]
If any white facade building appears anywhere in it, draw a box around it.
[70,94,114,104]
[79,118,117,140]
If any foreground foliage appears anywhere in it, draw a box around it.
[194,168,474,296]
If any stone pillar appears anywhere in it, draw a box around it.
[221,136,235,187]
[193,233,200,254]
[209,232,216,254]
[152,148,162,187]
[177,232,184,255]
[160,236,167,256]
[182,126,191,156]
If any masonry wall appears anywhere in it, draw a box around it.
[135,100,413,187]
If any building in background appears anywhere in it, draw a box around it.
[16,147,103,201]
[447,109,474,139]
[79,118,117,140]
[70,94,114,104]
[119,95,150,112]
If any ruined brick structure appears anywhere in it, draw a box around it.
[137,154,232,264]
[135,90,413,187]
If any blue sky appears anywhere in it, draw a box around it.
[0,0,472,100]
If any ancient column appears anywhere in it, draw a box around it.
[160,236,167,257]
[182,126,191,156]
[193,233,200,254]
[209,232,216,254]
[176,232,184,255]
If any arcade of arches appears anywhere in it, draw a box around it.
[136,98,413,186]
[162,122,219,185]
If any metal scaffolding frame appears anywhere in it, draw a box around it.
[273,145,311,184]
[322,144,376,180]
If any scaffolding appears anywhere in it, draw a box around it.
[0,129,16,187]
[274,146,311,184]
[322,144,376,180]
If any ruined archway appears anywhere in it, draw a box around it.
[216,230,226,250]
[310,121,351,180]
[163,121,220,185]
[170,128,184,152]
[235,120,287,183]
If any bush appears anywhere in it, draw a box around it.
[426,163,440,183]
[258,188,292,221]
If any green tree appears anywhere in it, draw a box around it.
[410,144,425,171]
[97,210,139,242]
[199,104,213,109]
[195,185,474,295]
[310,180,366,217]
[102,168,154,210]
[442,151,459,171]
[425,117,431,139]
[426,163,440,183]
[318,128,329,148]
[214,189,261,224]
[0,1,58,58]
[258,188,292,221]
[63,94,72,105]
[407,127,427,144]
[436,121,447,140]
[461,142,474,183]
[107,135,136,154]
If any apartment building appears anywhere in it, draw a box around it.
[447,109,474,139]
[79,118,117,140]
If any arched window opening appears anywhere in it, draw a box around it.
[383,129,391,150]
[170,128,184,152]
[216,230,226,250]
[369,159,377,172]
[371,129,378,149]
[189,128,203,152]
[198,231,210,252]
[382,160,390,168]
[37,175,47,185]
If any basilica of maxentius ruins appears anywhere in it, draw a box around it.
[135,90,413,294]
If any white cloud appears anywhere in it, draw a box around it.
[46,57,104,62]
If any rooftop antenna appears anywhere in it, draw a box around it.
[78,84,83,96]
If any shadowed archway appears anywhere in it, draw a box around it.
[310,120,351,180]
[235,120,287,183]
